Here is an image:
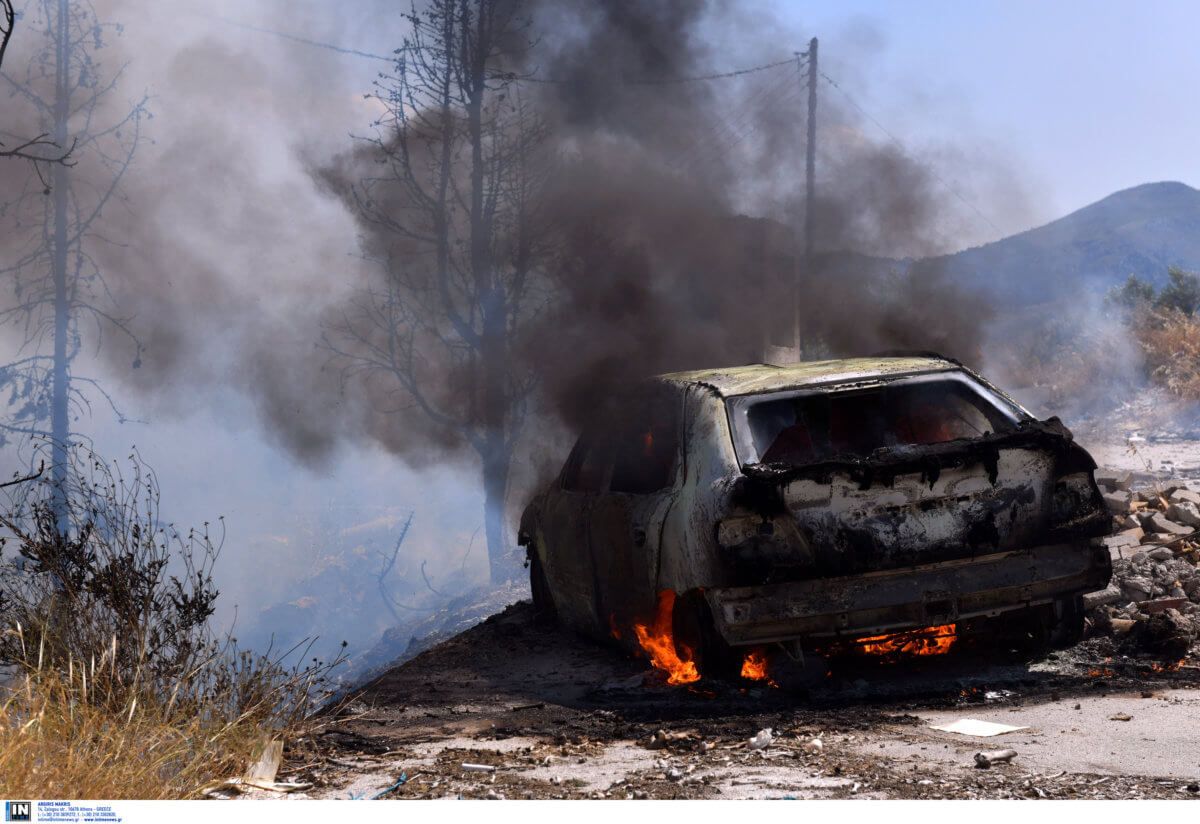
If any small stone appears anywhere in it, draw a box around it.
[1122,576,1154,601]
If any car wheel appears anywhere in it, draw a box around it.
[529,550,557,623]
[672,590,737,680]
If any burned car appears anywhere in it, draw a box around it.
[519,355,1112,680]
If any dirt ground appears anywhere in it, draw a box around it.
[251,600,1200,801]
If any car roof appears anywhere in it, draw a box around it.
[655,356,960,398]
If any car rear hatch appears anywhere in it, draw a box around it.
[723,370,1108,580]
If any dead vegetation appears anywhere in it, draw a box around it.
[1131,307,1200,401]
[991,268,1200,415]
[0,441,345,798]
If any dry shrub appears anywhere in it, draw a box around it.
[0,441,345,798]
[1131,307,1200,400]
[0,644,334,799]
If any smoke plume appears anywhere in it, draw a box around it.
[5,0,1022,488]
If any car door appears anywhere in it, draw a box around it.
[587,386,683,631]
[537,427,611,634]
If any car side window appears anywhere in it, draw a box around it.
[609,393,679,494]
[561,433,608,492]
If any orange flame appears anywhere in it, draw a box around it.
[858,624,957,657]
[741,648,771,681]
[631,590,700,685]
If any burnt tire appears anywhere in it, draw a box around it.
[672,590,738,680]
[528,551,557,623]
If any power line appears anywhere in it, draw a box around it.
[672,63,801,172]
[197,12,396,62]
[513,55,803,86]
[200,11,805,92]
[818,69,1003,236]
[679,70,805,172]
[623,55,803,85]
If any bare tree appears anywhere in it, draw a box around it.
[0,0,72,163]
[0,1,12,67]
[324,0,551,584]
[0,0,147,527]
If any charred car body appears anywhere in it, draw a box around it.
[520,355,1112,677]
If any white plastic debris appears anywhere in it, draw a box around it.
[931,718,1028,737]
[462,763,497,772]
[748,728,774,750]
[803,737,823,755]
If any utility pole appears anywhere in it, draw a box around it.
[791,37,817,361]
[805,37,817,261]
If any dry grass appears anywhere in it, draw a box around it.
[1132,307,1200,400]
[0,627,343,799]
[0,669,252,798]
[0,443,347,798]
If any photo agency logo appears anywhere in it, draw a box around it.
[4,802,30,822]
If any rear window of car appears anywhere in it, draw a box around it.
[726,371,1024,467]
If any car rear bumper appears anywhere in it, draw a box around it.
[706,541,1111,646]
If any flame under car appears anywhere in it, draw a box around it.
[519,355,1112,680]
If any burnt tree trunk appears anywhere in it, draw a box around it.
[468,5,516,584]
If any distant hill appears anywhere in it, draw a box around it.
[940,181,1200,305]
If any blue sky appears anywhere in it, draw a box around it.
[774,0,1199,233]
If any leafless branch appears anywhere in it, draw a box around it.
[0,0,13,71]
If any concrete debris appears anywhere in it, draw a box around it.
[1086,467,1200,657]
[1095,470,1134,491]
[1142,511,1192,536]
[1169,488,1200,506]
[973,749,1018,768]
[1082,585,1123,610]
[1168,501,1200,527]
[1138,609,1197,658]
[1103,491,1134,515]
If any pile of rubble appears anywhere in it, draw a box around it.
[1084,469,1200,657]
